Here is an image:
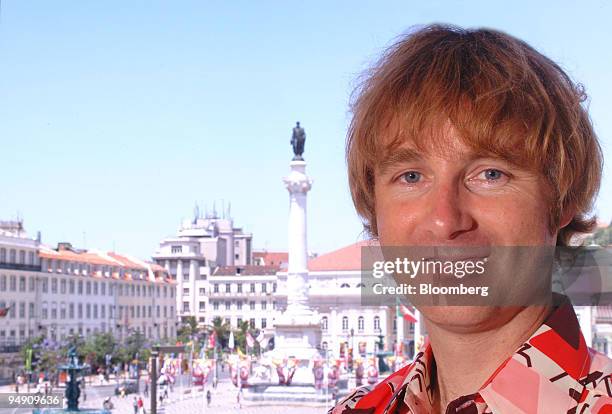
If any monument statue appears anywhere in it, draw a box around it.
[290,122,306,160]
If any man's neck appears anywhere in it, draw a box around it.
[426,305,552,412]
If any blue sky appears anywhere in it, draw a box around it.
[1,1,610,259]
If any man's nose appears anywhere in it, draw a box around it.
[424,182,476,241]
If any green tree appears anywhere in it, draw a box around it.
[176,316,199,344]
[205,317,230,351]
[20,336,62,376]
[588,225,612,246]
[117,330,148,364]
[80,332,117,370]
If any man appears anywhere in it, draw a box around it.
[331,24,610,413]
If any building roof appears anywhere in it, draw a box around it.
[212,265,279,276]
[107,252,148,270]
[253,251,288,268]
[39,248,119,266]
[39,245,172,283]
[307,240,377,271]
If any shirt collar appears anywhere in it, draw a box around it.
[394,296,592,413]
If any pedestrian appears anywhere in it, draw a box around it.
[143,380,149,398]
[236,388,242,409]
[137,396,144,414]
[206,390,211,407]
[132,396,138,414]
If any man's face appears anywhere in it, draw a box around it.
[373,125,558,331]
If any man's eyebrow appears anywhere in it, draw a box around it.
[377,148,423,175]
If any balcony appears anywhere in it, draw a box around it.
[0,262,41,272]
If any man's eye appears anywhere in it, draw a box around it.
[482,169,504,180]
[400,171,421,183]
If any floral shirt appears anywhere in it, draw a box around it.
[329,299,612,413]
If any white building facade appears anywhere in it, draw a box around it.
[152,212,253,324]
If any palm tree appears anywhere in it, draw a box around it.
[204,317,230,351]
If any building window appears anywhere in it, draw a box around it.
[183,302,189,312]
[199,301,206,311]
[10,275,16,291]
[50,278,58,293]
[237,283,242,293]
[261,301,267,310]
[261,283,267,293]
[19,250,25,264]
[19,302,25,318]
[171,245,182,254]
[0,248,5,262]
[19,276,26,292]
[225,283,231,293]
[249,318,255,329]
[237,301,242,310]
[42,279,48,293]
[93,282,98,295]
[322,316,328,331]
[60,279,66,294]
[225,301,230,310]
[29,303,35,319]
[250,283,255,293]
[69,303,74,318]
[273,282,277,293]
[101,283,106,295]
[9,249,16,263]
[374,316,380,332]
[0,275,5,291]
[342,316,349,331]
[86,304,91,318]
[249,301,255,310]
[272,301,277,310]
[358,316,365,332]
[213,301,219,311]
[29,277,35,291]
[78,303,83,318]
[77,281,83,294]
[199,288,206,295]
[69,280,75,294]
[213,284,219,293]
[261,318,267,329]
[183,288,189,296]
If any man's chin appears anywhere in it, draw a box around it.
[419,305,522,334]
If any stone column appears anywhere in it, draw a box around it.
[176,260,184,315]
[283,160,312,314]
[189,260,197,317]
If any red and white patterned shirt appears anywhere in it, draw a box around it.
[329,299,612,413]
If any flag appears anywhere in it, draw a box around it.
[208,332,216,349]
[0,305,10,318]
[397,303,417,323]
[256,331,265,344]
[259,336,269,350]
[246,332,254,348]
[228,331,235,350]
[25,349,32,371]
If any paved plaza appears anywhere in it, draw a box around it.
[0,377,333,414]
[78,379,331,414]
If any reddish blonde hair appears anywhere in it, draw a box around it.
[347,24,603,246]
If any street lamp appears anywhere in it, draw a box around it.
[349,328,354,372]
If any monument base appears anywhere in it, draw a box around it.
[244,379,349,404]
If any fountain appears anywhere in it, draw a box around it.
[33,346,109,414]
